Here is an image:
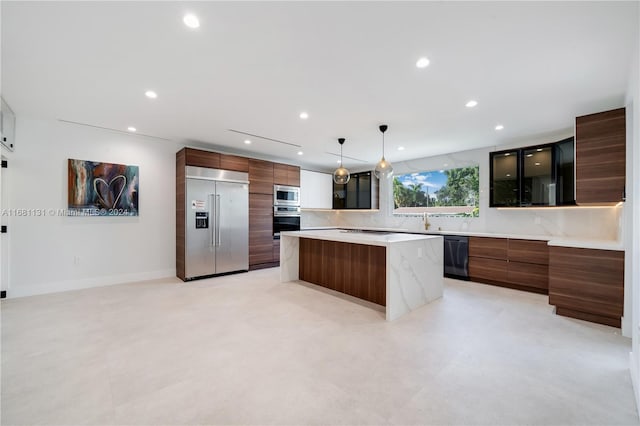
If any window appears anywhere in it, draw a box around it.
[393,166,479,216]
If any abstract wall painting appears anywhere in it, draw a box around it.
[68,159,139,216]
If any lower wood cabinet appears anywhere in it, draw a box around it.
[549,246,624,327]
[249,193,276,269]
[299,238,386,306]
[468,257,508,283]
[468,236,548,294]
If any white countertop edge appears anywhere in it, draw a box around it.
[546,238,624,251]
[282,229,441,246]
[298,227,623,251]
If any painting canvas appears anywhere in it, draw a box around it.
[68,159,139,216]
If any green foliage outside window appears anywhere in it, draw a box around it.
[393,166,480,217]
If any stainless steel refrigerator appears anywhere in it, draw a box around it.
[185,166,249,280]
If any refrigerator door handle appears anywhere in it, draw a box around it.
[215,194,221,247]
[208,194,215,247]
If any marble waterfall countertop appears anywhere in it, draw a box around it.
[282,229,439,247]
[280,230,444,321]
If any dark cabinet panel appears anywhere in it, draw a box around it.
[469,257,508,283]
[249,159,274,195]
[274,163,301,187]
[507,262,548,290]
[522,146,553,206]
[575,107,626,205]
[185,148,220,169]
[469,237,508,260]
[249,193,274,267]
[549,246,624,327]
[220,154,249,172]
[333,171,378,209]
[299,238,386,306]
[508,239,548,265]
[490,150,520,206]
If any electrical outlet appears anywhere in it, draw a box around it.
[417,247,423,258]
[534,216,541,225]
[73,256,80,265]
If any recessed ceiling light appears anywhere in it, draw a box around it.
[183,14,200,29]
[416,57,430,68]
[145,90,157,99]
[537,148,543,152]
[127,126,137,132]
[397,146,405,151]
[465,100,478,108]
[535,162,541,166]
[495,124,504,131]
[506,173,511,177]
[299,112,309,120]
[244,139,251,144]
[504,153,510,156]
[297,151,303,156]
[443,163,448,167]
[337,160,341,164]
[526,153,533,157]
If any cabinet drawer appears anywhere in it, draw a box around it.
[507,261,548,290]
[508,239,548,265]
[469,237,508,260]
[469,256,507,283]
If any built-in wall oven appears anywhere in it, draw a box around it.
[273,185,301,239]
[273,206,301,239]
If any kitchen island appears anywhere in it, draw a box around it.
[280,229,444,321]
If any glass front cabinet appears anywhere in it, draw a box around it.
[490,137,575,207]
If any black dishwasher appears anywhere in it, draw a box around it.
[444,235,469,280]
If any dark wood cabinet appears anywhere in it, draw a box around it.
[274,163,300,186]
[249,159,274,195]
[549,246,624,327]
[220,154,249,172]
[249,193,274,267]
[575,107,626,205]
[469,236,548,294]
[185,148,220,169]
[469,237,508,259]
[299,238,386,306]
[176,149,187,280]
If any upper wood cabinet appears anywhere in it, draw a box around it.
[249,159,274,194]
[575,107,626,205]
[185,148,220,169]
[273,163,300,187]
[220,154,249,172]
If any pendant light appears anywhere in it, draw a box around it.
[333,138,350,184]
[374,124,393,179]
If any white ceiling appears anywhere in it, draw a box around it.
[2,1,638,172]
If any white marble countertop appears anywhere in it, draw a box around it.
[300,227,623,251]
[282,229,441,247]
[421,230,623,251]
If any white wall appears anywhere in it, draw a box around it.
[5,117,178,297]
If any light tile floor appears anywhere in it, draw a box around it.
[1,268,638,425]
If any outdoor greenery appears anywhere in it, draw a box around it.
[393,166,480,216]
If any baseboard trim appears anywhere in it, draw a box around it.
[7,269,177,298]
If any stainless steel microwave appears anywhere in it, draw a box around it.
[274,185,300,206]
